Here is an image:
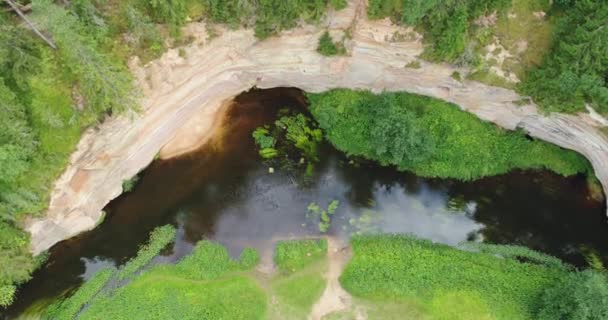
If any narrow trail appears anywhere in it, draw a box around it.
[309,237,358,320]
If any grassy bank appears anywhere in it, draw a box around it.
[308,89,590,181]
[42,229,608,319]
[340,234,608,320]
[79,240,267,320]
[270,239,328,319]
[44,230,330,320]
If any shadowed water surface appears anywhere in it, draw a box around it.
[4,88,608,318]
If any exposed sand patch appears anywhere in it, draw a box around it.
[309,237,356,320]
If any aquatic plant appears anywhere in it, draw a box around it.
[275,113,323,163]
[348,209,381,234]
[252,127,278,159]
[117,225,176,281]
[307,200,340,233]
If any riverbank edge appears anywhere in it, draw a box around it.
[25,0,608,256]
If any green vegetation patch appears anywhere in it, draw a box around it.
[340,234,569,319]
[367,0,512,62]
[308,89,590,180]
[536,270,608,320]
[274,239,327,274]
[271,271,326,319]
[45,268,115,320]
[520,1,608,114]
[317,31,346,56]
[270,239,328,319]
[117,225,176,281]
[201,0,346,39]
[76,241,265,319]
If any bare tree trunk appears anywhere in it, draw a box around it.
[4,0,57,49]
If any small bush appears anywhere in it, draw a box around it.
[177,240,240,279]
[239,247,260,269]
[122,175,140,193]
[275,239,327,274]
[0,285,16,307]
[317,31,339,56]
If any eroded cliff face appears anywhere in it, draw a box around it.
[26,0,608,254]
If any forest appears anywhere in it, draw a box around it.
[367,0,608,114]
[1,0,607,310]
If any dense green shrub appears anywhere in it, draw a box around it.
[317,31,343,56]
[308,89,590,180]
[0,285,16,308]
[340,234,569,319]
[176,240,241,279]
[520,1,608,114]
[275,239,327,274]
[117,225,176,280]
[537,270,608,320]
[367,0,511,62]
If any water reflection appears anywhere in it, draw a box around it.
[4,88,607,318]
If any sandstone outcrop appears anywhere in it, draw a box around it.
[26,0,608,254]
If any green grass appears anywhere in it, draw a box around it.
[42,234,607,320]
[77,241,266,319]
[490,0,554,81]
[271,272,326,319]
[308,89,591,181]
[48,238,333,320]
[81,271,266,320]
[269,238,328,319]
[467,69,516,89]
[340,234,569,320]
[274,239,328,274]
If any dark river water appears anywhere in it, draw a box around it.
[4,88,608,318]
